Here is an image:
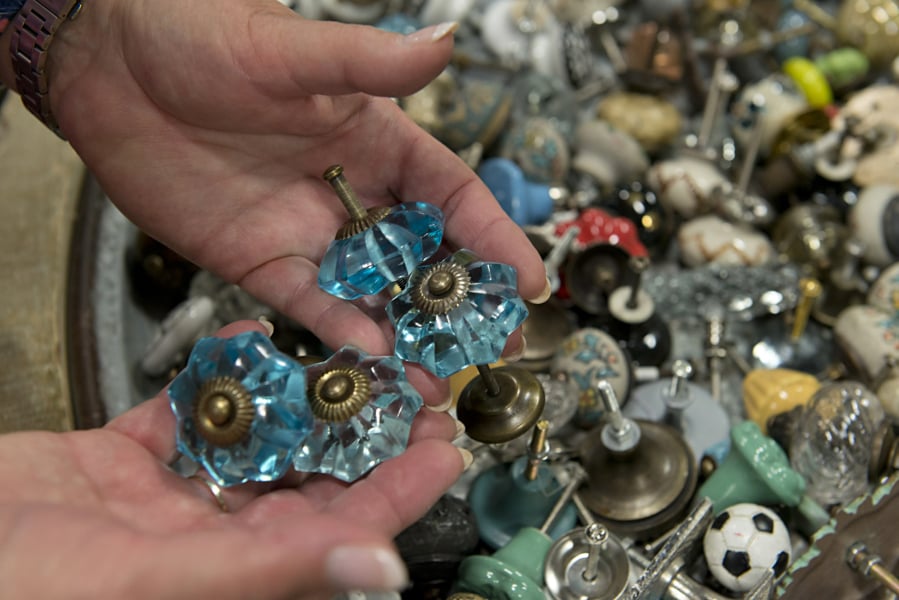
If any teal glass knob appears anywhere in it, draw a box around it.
[318,165,445,300]
[387,249,529,378]
[293,345,424,482]
[168,331,313,487]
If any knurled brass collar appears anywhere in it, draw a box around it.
[193,376,255,447]
[336,206,392,240]
[309,367,371,422]
[410,261,472,315]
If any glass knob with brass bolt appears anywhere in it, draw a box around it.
[293,345,424,482]
[387,249,543,444]
[168,331,313,486]
[318,164,445,300]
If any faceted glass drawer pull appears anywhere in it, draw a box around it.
[387,249,529,378]
[318,165,445,300]
[294,346,424,482]
[169,331,313,487]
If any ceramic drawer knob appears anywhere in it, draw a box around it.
[866,261,899,313]
[478,157,557,226]
[319,0,387,23]
[848,185,899,267]
[742,368,821,434]
[551,327,632,428]
[571,120,649,191]
[624,372,731,467]
[834,304,899,381]
[499,117,571,184]
[481,0,565,76]
[837,84,899,188]
[418,0,477,25]
[646,155,730,219]
[677,215,775,268]
[595,91,684,154]
[730,75,808,158]
[836,0,899,67]
[555,207,649,257]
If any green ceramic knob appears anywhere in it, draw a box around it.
[698,421,830,532]
[453,527,551,600]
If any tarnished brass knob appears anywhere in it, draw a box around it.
[193,376,255,447]
[309,366,371,422]
[457,365,546,444]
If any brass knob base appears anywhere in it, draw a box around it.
[457,366,545,444]
[579,419,698,540]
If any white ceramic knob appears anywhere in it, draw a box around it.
[834,304,899,381]
[677,215,775,267]
[849,185,899,267]
[647,155,730,219]
[572,120,649,190]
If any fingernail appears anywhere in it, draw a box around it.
[453,419,466,441]
[258,316,275,337]
[458,447,474,471]
[504,336,528,363]
[404,21,458,44]
[326,546,409,591]
[527,276,553,305]
[426,393,454,413]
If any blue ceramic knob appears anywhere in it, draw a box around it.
[387,249,529,378]
[624,361,731,467]
[318,165,444,300]
[478,158,555,227]
[375,12,422,34]
[293,346,424,482]
[169,331,313,487]
[467,456,578,549]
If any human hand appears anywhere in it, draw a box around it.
[9,0,546,360]
[0,321,466,600]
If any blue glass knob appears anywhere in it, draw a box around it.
[318,165,445,300]
[387,249,529,378]
[293,346,424,482]
[168,331,313,487]
[478,157,555,227]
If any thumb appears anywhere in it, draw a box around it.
[262,17,458,98]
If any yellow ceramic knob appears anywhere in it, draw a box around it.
[742,368,820,433]
[449,359,506,404]
[783,57,833,109]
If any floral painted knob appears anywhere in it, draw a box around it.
[168,331,313,487]
[294,346,424,482]
[318,165,445,300]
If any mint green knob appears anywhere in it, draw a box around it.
[698,421,829,532]
[453,527,551,600]
[815,47,869,91]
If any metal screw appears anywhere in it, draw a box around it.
[539,465,587,535]
[597,380,641,453]
[323,165,367,221]
[847,542,899,595]
[791,278,823,341]
[582,523,609,582]
[545,226,580,294]
[626,256,650,310]
[664,360,694,429]
[525,420,550,481]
